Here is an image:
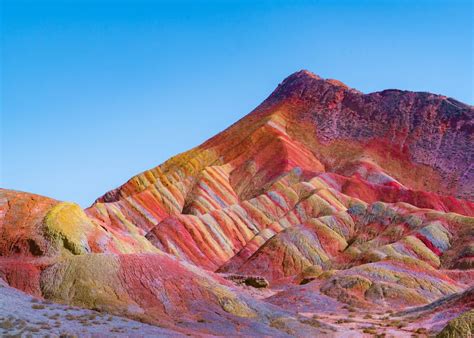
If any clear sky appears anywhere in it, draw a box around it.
[1,0,472,207]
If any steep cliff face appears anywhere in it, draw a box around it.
[1,70,472,336]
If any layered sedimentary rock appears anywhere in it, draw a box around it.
[1,70,473,336]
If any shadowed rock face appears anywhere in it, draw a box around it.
[1,70,473,336]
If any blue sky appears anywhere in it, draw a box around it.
[1,0,472,207]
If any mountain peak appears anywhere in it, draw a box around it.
[267,69,353,104]
[281,70,351,89]
[278,70,324,89]
[286,69,321,81]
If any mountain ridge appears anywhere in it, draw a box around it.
[94,70,473,211]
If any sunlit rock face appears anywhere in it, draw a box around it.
[1,70,473,336]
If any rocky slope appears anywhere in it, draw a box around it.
[1,70,473,336]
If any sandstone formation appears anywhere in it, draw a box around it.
[1,70,473,336]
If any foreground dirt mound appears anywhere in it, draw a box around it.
[0,278,180,337]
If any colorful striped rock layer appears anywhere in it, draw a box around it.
[1,70,473,337]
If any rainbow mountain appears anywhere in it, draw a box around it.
[1,70,473,336]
